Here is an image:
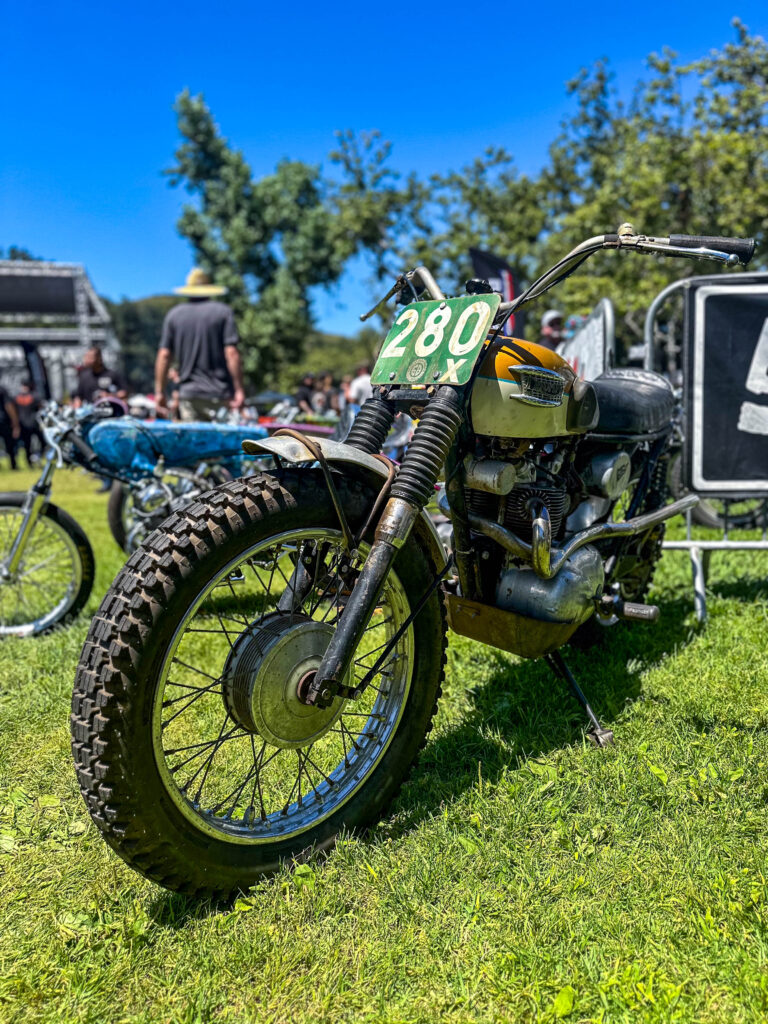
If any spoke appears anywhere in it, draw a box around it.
[211,764,259,817]
[224,576,249,627]
[303,747,333,787]
[187,718,241,804]
[169,723,244,783]
[213,609,235,648]
[162,677,222,724]
[296,746,322,804]
[273,557,301,616]
[185,626,239,636]
[249,546,281,623]
[249,736,268,822]
[280,760,303,815]
[171,657,220,682]
[364,615,392,633]
[162,681,223,708]
[19,552,68,575]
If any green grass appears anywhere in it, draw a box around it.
[2,465,768,1022]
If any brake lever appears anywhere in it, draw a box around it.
[359,275,407,322]
[634,239,741,266]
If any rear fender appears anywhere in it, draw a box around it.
[243,435,448,572]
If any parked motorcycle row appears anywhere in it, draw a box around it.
[2,225,759,896]
[0,402,270,635]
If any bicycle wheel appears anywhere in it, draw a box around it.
[0,493,94,637]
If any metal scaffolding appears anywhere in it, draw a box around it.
[0,260,118,399]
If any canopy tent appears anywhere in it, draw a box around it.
[0,260,118,398]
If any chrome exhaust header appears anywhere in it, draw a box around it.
[464,494,699,580]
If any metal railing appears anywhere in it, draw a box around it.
[644,274,768,622]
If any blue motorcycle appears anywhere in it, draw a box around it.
[0,402,267,636]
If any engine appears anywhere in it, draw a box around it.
[461,439,633,627]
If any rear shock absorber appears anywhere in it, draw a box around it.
[345,393,395,455]
[305,388,463,707]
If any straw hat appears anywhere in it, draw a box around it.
[174,268,227,297]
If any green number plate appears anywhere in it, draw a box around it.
[371,293,501,387]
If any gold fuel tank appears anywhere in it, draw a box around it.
[470,336,597,439]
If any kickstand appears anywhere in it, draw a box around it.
[545,649,615,748]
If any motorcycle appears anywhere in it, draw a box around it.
[0,402,267,636]
[71,226,755,895]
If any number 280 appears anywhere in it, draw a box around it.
[380,302,493,360]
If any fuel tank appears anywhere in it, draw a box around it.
[470,336,598,439]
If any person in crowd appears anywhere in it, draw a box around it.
[346,363,373,408]
[155,268,245,421]
[316,371,339,413]
[295,372,316,415]
[0,384,20,470]
[311,389,329,414]
[539,310,564,351]
[14,379,44,467]
[338,374,352,411]
[74,346,129,406]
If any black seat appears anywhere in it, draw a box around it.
[592,368,675,434]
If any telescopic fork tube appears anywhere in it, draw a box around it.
[303,387,462,707]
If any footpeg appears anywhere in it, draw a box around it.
[600,594,659,622]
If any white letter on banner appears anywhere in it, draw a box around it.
[744,318,768,395]
[738,402,768,435]
[738,317,768,433]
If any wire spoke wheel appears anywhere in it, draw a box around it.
[0,499,93,636]
[154,527,413,843]
[72,472,446,895]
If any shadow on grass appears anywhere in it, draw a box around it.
[148,890,232,929]
[707,574,768,605]
[388,593,697,833]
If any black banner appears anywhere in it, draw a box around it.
[469,249,517,333]
[21,342,51,400]
[684,274,768,495]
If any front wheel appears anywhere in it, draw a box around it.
[72,471,446,896]
[0,493,94,636]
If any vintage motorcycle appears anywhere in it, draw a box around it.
[72,227,755,895]
[0,402,266,636]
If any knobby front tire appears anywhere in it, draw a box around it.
[71,471,447,897]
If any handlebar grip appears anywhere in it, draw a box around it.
[669,234,756,265]
[68,432,98,464]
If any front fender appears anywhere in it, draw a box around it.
[242,435,448,572]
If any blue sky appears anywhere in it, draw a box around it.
[2,1,767,335]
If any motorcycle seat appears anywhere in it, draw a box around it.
[592,368,675,434]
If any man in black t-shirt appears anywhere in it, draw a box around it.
[0,385,20,470]
[74,347,128,406]
[155,268,245,421]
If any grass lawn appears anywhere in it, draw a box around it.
[2,464,768,1023]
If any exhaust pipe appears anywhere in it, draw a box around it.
[467,494,698,580]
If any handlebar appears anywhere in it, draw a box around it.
[364,225,757,324]
[668,234,755,264]
[67,431,99,464]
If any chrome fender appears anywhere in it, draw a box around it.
[242,435,448,572]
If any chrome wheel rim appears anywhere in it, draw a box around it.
[152,528,414,844]
[0,507,82,636]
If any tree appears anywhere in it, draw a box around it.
[536,20,768,336]
[105,294,178,393]
[378,20,768,344]
[0,246,40,260]
[169,21,768,369]
[167,95,420,388]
